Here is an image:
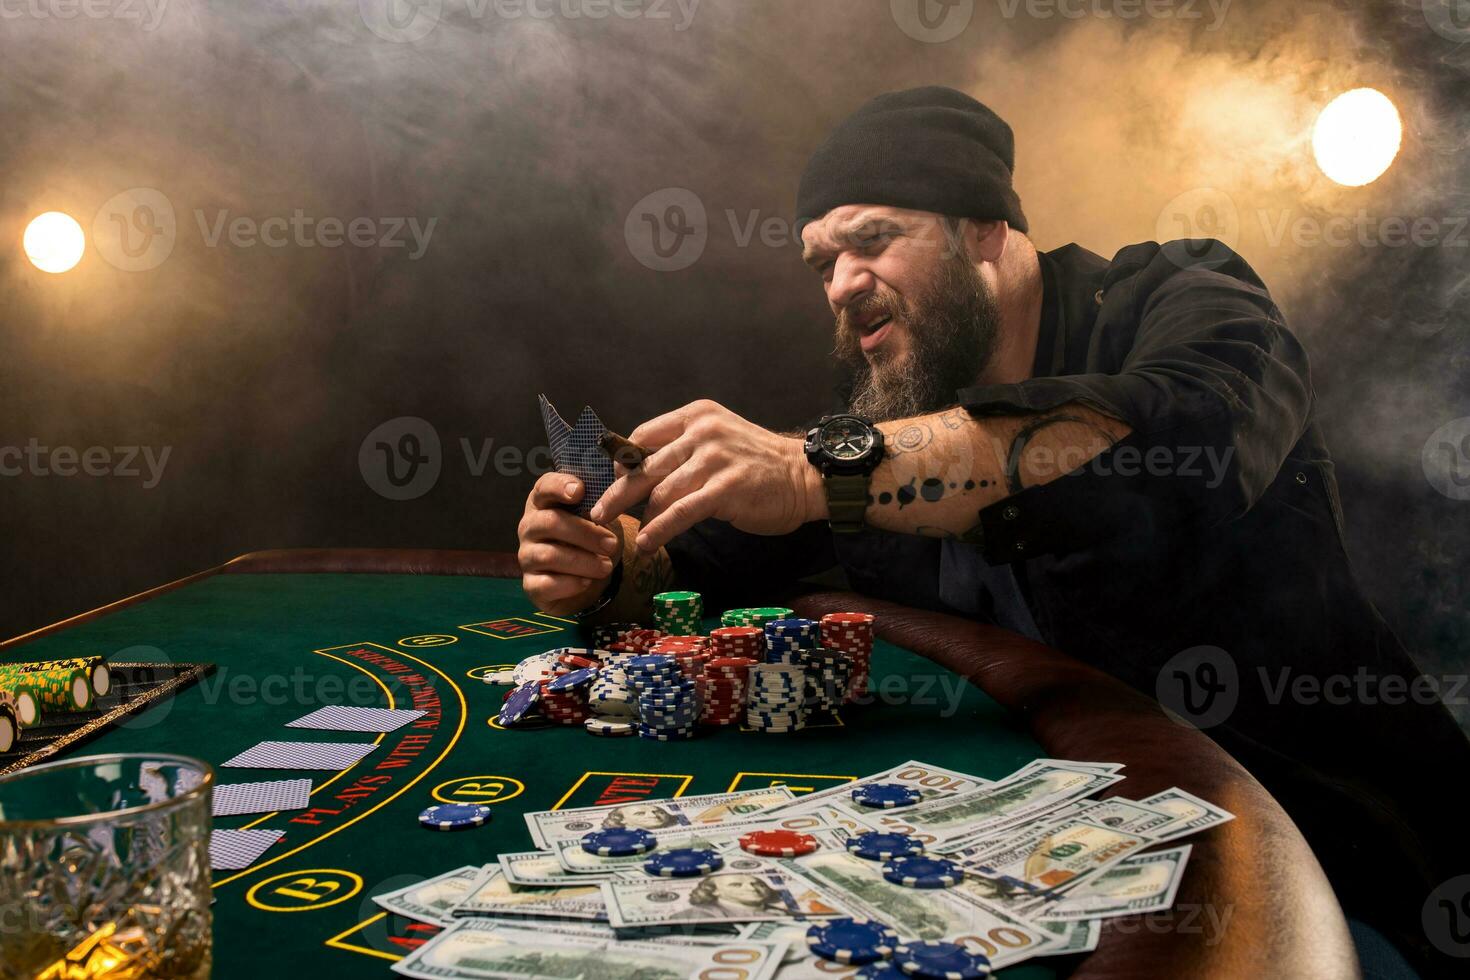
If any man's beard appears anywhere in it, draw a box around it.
[834,253,1002,422]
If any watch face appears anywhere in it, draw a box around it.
[821,417,874,461]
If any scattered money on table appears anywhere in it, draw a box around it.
[387,757,1234,979]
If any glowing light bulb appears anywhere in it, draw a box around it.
[1312,88,1402,187]
[23,211,86,273]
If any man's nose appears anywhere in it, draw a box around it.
[828,256,876,314]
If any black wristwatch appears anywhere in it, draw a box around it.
[804,414,884,534]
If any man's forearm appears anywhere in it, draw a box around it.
[860,404,1131,539]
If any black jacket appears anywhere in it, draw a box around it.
[667,239,1470,977]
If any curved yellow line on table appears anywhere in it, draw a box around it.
[213,647,467,888]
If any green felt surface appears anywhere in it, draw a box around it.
[11,573,1056,977]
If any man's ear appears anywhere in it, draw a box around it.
[964,218,1008,265]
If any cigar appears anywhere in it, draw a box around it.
[598,430,651,469]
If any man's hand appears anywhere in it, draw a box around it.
[590,400,826,554]
[518,474,622,615]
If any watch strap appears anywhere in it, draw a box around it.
[825,472,870,533]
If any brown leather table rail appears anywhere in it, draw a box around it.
[7,548,1362,978]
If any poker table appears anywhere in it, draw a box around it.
[1,549,1358,979]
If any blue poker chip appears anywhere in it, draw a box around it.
[496,681,543,726]
[847,832,926,861]
[892,941,991,979]
[881,856,964,889]
[581,827,658,856]
[851,783,922,809]
[854,963,901,980]
[418,803,493,831]
[805,917,899,964]
[643,847,723,877]
[548,668,599,692]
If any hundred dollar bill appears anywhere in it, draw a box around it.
[374,866,486,925]
[600,862,851,929]
[764,761,995,824]
[498,850,626,886]
[448,866,607,921]
[953,818,1148,908]
[771,843,1055,969]
[1052,796,1180,839]
[1036,844,1193,921]
[1033,917,1100,957]
[556,813,842,874]
[391,916,787,980]
[914,762,1124,846]
[1138,788,1236,842]
[526,787,796,847]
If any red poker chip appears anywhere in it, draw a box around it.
[707,656,759,670]
[558,654,600,670]
[738,829,819,857]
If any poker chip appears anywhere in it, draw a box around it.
[496,681,543,726]
[580,827,658,856]
[892,941,991,980]
[584,717,634,736]
[847,832,926,861]
[854,963,901,980]
[481,669,517,685]
[557,654,600,671]
[851,783,922,809]
[642,847,723,877]
[548,668,598,692]
[418,803,493,831]
[881,856,964,889]
[738,829,819,857]
[805,917,899,964]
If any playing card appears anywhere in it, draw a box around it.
[539,394,616,518]
[221,740,378,770]
[210,828,285,870]
[212,778,314,817]
[285,705,426,733]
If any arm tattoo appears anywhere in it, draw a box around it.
[886,423,933,456]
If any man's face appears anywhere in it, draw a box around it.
[801,205,1002,421]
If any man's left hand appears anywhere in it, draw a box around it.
[589,400,827,553]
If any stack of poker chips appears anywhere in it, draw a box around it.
[628,654,700,740]
[0,656,110,721]
[720,607,795,630]
[745,663,807,732]
[586,650,637,721]
[820,612,875,703]
[764,617,820,665]
[697,627,762,727]
[805,649,853,714]
[539,650,602,725]
[652,591,704,636]
[650,635,709,678]
[590,623,643,648]
[0,689,20,753]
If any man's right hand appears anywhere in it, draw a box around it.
[518,474,622,616]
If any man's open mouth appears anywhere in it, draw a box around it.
[859,315,894,353]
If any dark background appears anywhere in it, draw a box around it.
[2,0,1466,722]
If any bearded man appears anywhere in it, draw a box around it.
[517,86,1467,975]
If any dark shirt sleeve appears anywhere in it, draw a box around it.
[957,245,1314,563]
[664,519,838,610]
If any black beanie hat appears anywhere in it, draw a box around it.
[795,86,1028,235]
